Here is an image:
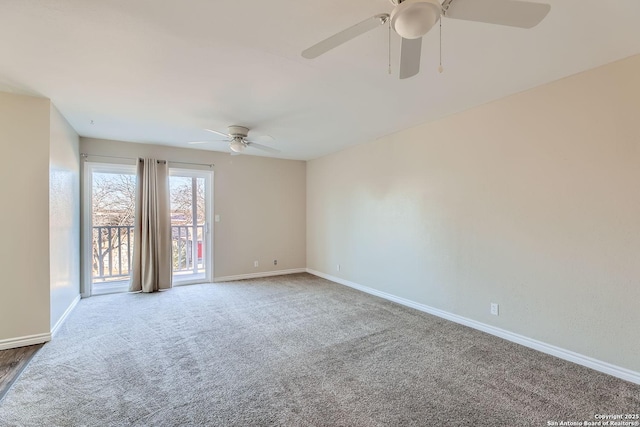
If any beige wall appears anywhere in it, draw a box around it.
[307,55,640,373]
[0,92,51,342]
[80,138,306,280]
[49,105,80,329]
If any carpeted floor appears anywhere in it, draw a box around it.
[0,273,637,426]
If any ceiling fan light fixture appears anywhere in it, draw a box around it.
[230,138,245,153]
[391,0,441,39]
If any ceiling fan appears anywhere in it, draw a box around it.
[188,125,279,155]
[302,0,551,79]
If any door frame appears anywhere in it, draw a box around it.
[82,161,137,297]
[82,162,214,296]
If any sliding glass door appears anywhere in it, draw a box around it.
[169,169,213,285]
[85,163,137,295]
[84,163,213,295]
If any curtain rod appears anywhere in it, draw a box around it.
[81,153,214,168]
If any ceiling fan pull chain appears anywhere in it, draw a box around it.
[438,17,444,73]
[388,18,392,75]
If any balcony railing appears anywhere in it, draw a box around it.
[172,225,205,275]
[92,225,134,282]
[92,224,205,283]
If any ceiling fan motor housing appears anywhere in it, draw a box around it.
[228,125,249,138]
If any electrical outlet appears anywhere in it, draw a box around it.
[490,303,499,316]
[254,261,259,268]
[337,264,341,272]
[273,260,277,266]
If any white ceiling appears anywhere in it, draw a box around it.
[1,0,639,160]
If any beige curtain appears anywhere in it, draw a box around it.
[129,158,172,293]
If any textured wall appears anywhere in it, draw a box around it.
[49,105,80,329]
[307,55,640,373]
[79,138,306,281]
[0,92,51,342]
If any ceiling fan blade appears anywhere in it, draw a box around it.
[204,128,230,138]
[252,134,275,143]
[444,0,550,29]
[399,37,422,80]
[246,142,280,154]
[302,13,389,59]
[187,141,213,145]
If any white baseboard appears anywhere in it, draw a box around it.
[306,269,640,386]
[51,294,81,338]
[0,333,51,351]
[214,268,307,283]
[0,294,81,350]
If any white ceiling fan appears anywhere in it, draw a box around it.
[188,125,280,155]
[302,0,551,79]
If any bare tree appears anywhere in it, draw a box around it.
[93,173,136,226]
[91,173,136,281]
[170,177,206,224]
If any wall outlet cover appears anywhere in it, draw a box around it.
[490,303,499,316]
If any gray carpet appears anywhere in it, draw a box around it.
[0,273,637,426]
